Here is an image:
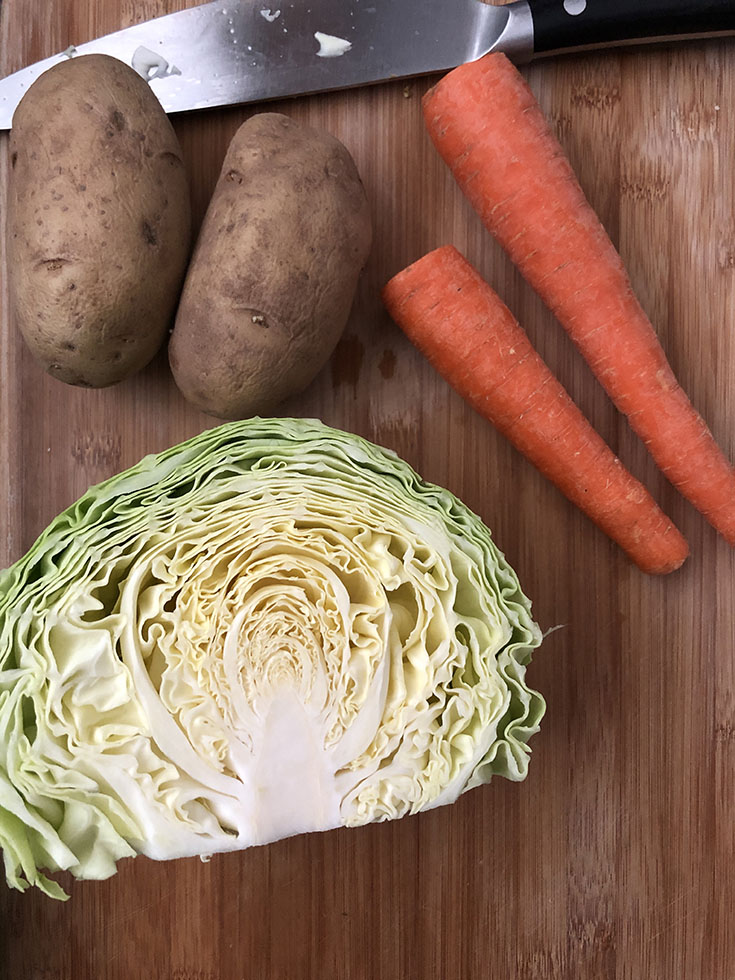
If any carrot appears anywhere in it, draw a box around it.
[422,52,735,546]
[382,245,689,575]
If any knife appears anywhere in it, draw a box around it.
[2,0,735,130]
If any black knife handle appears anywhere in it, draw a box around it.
[529,0,735,54]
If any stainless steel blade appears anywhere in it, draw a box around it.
[0,0,531,130]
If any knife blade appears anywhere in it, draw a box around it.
[0,0,528,130]
[2,0,735,131]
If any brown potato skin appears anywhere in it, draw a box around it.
[169,112,372,419]
[8,54,191,388]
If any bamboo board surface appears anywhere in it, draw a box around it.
[1,2,734,978]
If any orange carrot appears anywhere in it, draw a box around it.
[422,52,735,546]
[382,245,689,575]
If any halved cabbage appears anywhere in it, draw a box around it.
[0,418,544,898]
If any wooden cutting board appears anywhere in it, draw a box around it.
[1,2,734,977]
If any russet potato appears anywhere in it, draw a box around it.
[7,54,191,388]
[169,112,372,419]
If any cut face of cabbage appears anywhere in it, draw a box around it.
[0,418,544,898]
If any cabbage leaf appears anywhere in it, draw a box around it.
[0,418,544,898]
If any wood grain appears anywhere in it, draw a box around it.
[1,2,734,978]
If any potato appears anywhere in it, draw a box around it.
[7,54,191,388]
[168,112,372,419]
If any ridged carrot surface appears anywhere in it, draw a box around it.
[422,52,735,545]
[383,245,689,575]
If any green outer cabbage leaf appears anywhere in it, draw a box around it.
[0,418,545,898]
